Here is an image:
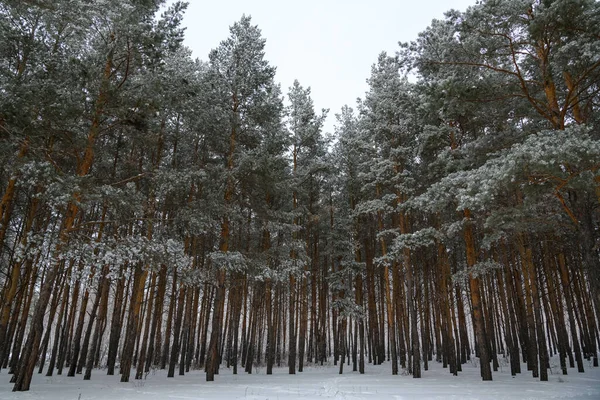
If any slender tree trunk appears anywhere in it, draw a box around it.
[179,287,194,376]
[146,264,167,371]
[135,271,157,379]
[120,262,149,382]
[37,272,66,374]
[298,275,308,373]
[84,267,110,380]
[46,268,71,377]
[106,266,127,375]
[168,285,186,377]
[517,234,539,378]
[463,209,492,381]
[161,272,178,370]
[76,273,104,375]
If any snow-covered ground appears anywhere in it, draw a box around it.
[2,359,599,399]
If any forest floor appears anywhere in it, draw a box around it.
[1,357,599,399]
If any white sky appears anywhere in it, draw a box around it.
[176,0,477,133]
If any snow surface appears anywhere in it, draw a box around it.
[2,359,599,400]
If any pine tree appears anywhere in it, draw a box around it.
[203,15,284,381]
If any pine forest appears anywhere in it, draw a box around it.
[0,0,599,393]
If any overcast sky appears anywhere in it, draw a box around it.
[175,0,477,133]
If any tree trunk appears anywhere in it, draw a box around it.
[84,267,110,380]
[168,285,186,378]
[463,209,492,381]
[106,266,127,375]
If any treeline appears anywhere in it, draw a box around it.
[0,0,599,392]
